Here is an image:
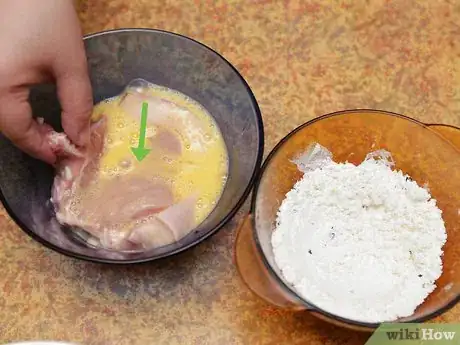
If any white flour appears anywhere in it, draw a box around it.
[272,146,447,323]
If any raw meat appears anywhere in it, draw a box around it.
[128,194,197,249]
[46,115,196,251]
[49,116,106,207]
[120,90,210,152]
[149,129,182,157]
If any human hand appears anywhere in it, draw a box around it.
[0,0,93,164]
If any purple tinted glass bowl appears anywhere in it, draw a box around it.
[0,29,264,264]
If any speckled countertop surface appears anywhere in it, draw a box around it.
[1,1,460,344]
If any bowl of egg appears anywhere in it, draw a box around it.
[0,28,264,263]
[235,109,460,331]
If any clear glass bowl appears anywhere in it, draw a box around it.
[0,29,264,263]
[235,109,460,331]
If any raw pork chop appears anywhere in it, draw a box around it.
[46,116,196,250]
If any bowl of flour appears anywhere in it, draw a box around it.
[236,109,460,331]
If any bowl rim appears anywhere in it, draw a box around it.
[250,108,460,329]
[0,28,264,264]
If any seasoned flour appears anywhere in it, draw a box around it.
[271,149,447,323]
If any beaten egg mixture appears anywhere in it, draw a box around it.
[89,83,228,225]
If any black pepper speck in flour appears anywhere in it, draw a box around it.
[271,149,447,323]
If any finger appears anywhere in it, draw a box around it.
[0,93,56,164]
[52,14,93,147]
[55,67,93,148]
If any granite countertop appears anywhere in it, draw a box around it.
[1,1,460,344]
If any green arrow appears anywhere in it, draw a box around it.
[130,101,151,162]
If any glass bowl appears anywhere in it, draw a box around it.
[0,29,264,263]
[235,109,460,331]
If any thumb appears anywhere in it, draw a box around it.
[0,91,56,164]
